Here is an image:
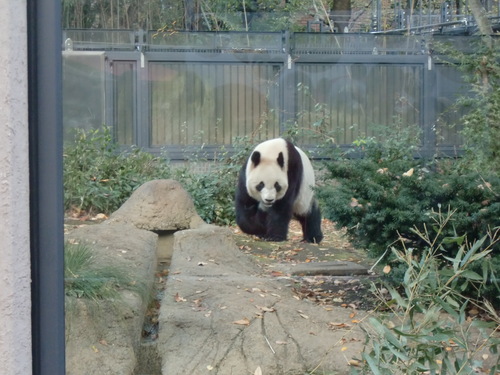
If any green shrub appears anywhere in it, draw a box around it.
[352,214,500,375]
[317,141,500,259]
[63,127,253,225]
[174,136,254,226]
[64,127,172,214]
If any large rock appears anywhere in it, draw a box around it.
[109,179,205,231]
[157,225,368,375]
[65,222,158,375]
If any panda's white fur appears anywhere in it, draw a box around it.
[246,138,314,214]
[236,138,323,243]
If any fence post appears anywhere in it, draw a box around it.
[422,53,438,159]
[281,31,296,131]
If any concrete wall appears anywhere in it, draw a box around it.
[0,1,32,374]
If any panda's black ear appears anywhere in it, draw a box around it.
[277,152,285,169]
[251,151,261,166]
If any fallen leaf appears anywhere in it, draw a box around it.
[174,293,186,302]
[256,305,276,313]
[403,168,414,177]
[275,340,287,345]
[468,308,479,316]
[348,359,362,367]
[99,339,108,346]
[328,322,352,330]
[350,198,360,207]
[233,318,250,326]
[297,310,309,319]
[254,366,262,375]
[383,265,391,274]
[341,346,348,351]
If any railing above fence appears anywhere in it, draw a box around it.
[63,29,138,51]
[63,29,496,56]
[291,33,427,55]
[147,31,286,53]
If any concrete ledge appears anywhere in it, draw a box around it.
[158,225,366,375]
[289,261,369,276]
[65,222,158,375]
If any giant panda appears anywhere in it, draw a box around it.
[235,138,323,244]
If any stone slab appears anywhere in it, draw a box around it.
[157,225,367,375]
[65,222,158,375]
[289,261,369,276]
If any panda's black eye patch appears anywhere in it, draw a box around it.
[256,182,265,192]
[275,182,282,192]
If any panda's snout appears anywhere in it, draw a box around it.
[264,198,275,205]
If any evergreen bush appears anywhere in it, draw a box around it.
[317,136,500,259]
[63,126,251,225]
[64,127,172,215]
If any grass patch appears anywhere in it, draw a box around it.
[65,241,146,301]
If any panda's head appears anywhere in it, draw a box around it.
[246,139,289,209]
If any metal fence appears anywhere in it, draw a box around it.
[62,30,485,159]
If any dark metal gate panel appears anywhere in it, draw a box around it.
[434,63,466,147]
[113,60,137,145]
[148,61,282,147]
[294,62,422,144]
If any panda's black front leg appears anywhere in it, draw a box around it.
[263,204,293,242]
[236,201,267,237]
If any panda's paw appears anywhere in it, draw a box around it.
[260,234,287,242]
[302,235,323,244]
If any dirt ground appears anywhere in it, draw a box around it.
[230,219,379,311]
[142,218,378,344]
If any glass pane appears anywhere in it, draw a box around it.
[63,52,106,140]
[62,2,500,375]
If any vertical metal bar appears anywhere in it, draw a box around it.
[27,0,65,374]
[281,31,295,132]
[422,55,437,159]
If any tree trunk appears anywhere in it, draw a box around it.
[184,0,198,30]
[331,0,351,33]
[468,0,493,36]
